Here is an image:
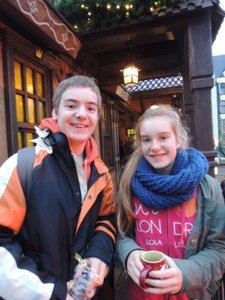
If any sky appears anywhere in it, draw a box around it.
[212,0,225,56]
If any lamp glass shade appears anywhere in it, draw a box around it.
[123,65,139,86]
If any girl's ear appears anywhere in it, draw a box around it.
[52,109,57,120]
[176,138,181,149]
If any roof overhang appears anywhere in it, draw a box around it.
[76,0,224,89]
[0,0,81,59]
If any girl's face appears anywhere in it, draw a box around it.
[140,115,180,175]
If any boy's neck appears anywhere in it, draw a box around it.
[69,140,86,156]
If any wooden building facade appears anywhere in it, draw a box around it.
[0,0,81,162]
[0,0,225,299]
[76,0,225,176]
[1,0,225,180]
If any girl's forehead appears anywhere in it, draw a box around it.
[140,116,174,133]
[142,115,171,125]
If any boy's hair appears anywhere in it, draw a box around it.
[52,75,102,113]
[117,105,190,235]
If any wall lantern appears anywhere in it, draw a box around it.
[35,47,44,59]
[121,64,140,86]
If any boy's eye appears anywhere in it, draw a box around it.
[88,106,96,111]
[87,105,98,113]
[65,102,76,109]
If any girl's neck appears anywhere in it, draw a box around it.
[155,159,175,175]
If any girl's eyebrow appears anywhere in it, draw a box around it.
[140,135,150,138]
[154,131,173,135]
[141,131,172,137]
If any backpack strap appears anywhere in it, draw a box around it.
[17,146,35,197]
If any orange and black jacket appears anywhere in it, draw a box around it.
[0,129,116,299]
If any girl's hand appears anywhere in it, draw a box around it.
[144,255,183,295]
[126,250,145,286]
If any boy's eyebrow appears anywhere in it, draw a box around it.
[64,98,98,106]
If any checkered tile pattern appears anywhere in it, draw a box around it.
[125,75,183,92]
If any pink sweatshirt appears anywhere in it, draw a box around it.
[128,193,197,300]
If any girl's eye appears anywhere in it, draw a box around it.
[142,138,150,143]
[160,136,168,141]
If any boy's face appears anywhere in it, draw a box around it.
[52,86,99,148]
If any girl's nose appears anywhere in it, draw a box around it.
[151,140,160,150]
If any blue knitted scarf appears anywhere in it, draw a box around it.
[131,148,209,209]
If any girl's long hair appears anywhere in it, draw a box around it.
[117,105,190,236]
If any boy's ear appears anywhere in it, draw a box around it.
[52,109,57,120]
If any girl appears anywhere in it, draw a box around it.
[116,105,225,300]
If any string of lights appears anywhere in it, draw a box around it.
[49,0,185,32]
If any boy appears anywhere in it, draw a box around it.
[0,75,116,299]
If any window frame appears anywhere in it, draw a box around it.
[14,55,50,146]
[3,37,52,154]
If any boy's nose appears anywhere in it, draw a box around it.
[75,105,86,118]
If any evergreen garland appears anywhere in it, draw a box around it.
[49,0,186,32]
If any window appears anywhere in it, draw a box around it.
[126,128,136,137]
[14,58,48,148]
[220,100,225,114]
[100,101,114,168]
[218,82,225,95]
[217,77,225,96]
